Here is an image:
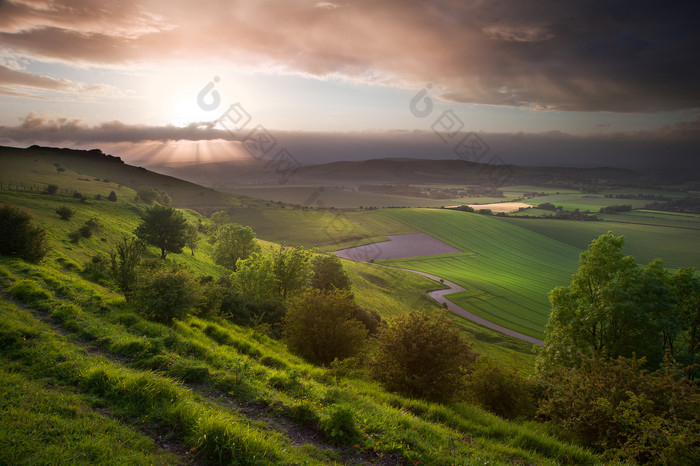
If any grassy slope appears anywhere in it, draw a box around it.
[373,209,582,340]
[0,191,597,464]
[0,146,249,211]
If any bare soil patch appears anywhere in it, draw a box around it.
[333,233,461,261]
[467,202,533,213]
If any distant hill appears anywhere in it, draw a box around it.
[149,156,641,189]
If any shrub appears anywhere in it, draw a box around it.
[46,184,58,194]
[369,310,477,402]
[110,237,144,299]
[282,288,367,365]
[131,267,200,323]
[82,253,111,282]
[465,357,536,419]
[107,190,118,202]
[320,404,360,445]
[55,205,74,220]
[0,204,49,262]
[538,355,700,464]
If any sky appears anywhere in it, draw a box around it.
[0,0,699,171]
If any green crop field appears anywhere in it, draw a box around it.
[227,207,385,251]
[500,215,700,269]
[369,209,582,340]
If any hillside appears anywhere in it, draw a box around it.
[0,147,598,464]
[152,156,643,190]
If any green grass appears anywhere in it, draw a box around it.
[0,145,251,211]
[228,207,384,251]
[372,209,582,340]
[0,362,181,465]
[0,263,597,465]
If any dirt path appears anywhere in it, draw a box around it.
[394,268,544,346]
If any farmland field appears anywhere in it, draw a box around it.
[368,209,582,339]
[500,214,700,269]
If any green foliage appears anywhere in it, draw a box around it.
[208,210,231,237]
[132,267,200,323]
[55,205,75,220]
[82,253,111,283]
[310,253,350,291]
[538,355,700,464]
[212,223,260,271]
[320,404,360,445]
[110,236,144,298]
[369,310,477,402]
[184,223,199,256]
[136,187,171,205]
[465,357,536,419]
[230,253,278,302]
[0,204,48,262]
[135,204,188,259]
[272,246,312,299]
[539,232,683,372]
[283,288,367,365]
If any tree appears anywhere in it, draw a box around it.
[134,205,188,259]
[369,310,476,401]
[184,223,199,256]
[208,210,231,238]
[272,246,312,299]
[282,288,368,365]
[110,236,145,299]
[0,204,48,262]
[671,267,700,374]
[107,190,118,202]
[136,187,170,205]
[46,184,58,195]
[229,253,277,302]
[212,224,260,271]
[310,254,350,291]
[132,267,200,323]
[538,232,676,372]
[55,205,74,220]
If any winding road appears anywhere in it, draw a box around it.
[393,268,544,346]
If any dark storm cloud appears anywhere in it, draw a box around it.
[0,0,698,112]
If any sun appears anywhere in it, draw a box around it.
[169,94,218,127]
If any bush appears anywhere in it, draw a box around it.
[46,184,58,194]
[0,204,49,262]
[107,190,118,202]
[82,253,111,282]
[110,236,144,298]
[320,404,360,445]
[282,288,367,365]
[465,357,536,419]
[538,355,700,464]
[131,267,200,323]
[369,310,477,402]
[55,205,74,220]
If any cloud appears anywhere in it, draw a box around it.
[0,0,698,112]
[0,64,135,100]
